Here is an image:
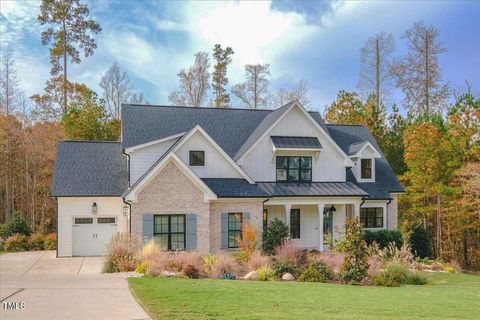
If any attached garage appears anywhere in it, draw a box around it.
[52,141,129,257]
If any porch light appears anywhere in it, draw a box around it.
[329,205,336,213]
[92,202,98,215]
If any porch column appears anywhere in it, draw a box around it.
[284,204,292,237]
[317,203,325,251]
[353,202,360,220]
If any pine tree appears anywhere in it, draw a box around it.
[212,44,234,108]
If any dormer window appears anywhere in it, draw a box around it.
[189,151,205,166]
[276,156,312,182]
[361,159,372,179]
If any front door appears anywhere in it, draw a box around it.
[323,207,333,244]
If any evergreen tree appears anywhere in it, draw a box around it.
[212,44,234,108]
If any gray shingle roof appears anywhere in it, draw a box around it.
[326,124,404,199]
[257,182,368,197]
[202,178,270,198]
[348,141,368,156]
[271,136,322,149]
[52,141,128,196]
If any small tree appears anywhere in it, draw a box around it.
[338,217,369,283]
[235,222,258,261]
[4,211,32,238]
[262,218,289,255]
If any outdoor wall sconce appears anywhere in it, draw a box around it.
[329,205,336,213]
[92,202,98,215]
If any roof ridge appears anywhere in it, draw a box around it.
[123,104,273,112]
[325,124,365,127]
[60,140,121,144]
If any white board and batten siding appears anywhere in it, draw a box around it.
[175,130,243,178]
[57,197,127,257]
[128,137,178,184]
[241,107,346,181]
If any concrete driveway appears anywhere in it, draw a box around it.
[0,251,150,320]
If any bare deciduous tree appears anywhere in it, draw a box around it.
[0,47,20,116]
[99,61,133,119]
[232,64,270,109]
[273,79,311,109]
[390,21,449,116]
[169,52,210,107]
[357,32,395,109]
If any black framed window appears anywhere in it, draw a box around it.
[263,209,268,234]
[74,218,93,224]
[276,156,312,182]
[98,217,116,224]
[228,213,242,248]
[361,158,372,179]
[189,151,205,166]
[290,209,300,239]
[154,214,185,250]
[360,208,383,228]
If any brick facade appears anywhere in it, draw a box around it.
[131,161,211,252]
[387,195,398,230]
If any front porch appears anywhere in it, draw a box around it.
[264,198,362,251]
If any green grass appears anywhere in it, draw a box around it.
[129,272,480,320]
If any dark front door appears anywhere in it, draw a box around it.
[323,207,334,244]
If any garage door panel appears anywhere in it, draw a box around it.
[72,217,117,256]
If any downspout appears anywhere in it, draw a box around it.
[386,198,393,230]
[55,197,58,258]
[360,196,366,207]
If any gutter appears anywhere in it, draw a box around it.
[122,148,132,233]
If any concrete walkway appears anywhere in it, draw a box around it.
[0,251,150,320]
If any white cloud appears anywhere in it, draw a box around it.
[155,19,186,31]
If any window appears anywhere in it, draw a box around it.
[276,156,312,182]
[189,151,205,166]
[290,209,300,239]
[154,214,185,250]
[98,217,116,224]
[228,213,242,248]
[360,207,383,228]
[361,158,372,179]
[74,218,93,224]
[263,209,268,234]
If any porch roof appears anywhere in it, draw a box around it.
[257,181,368,197]
[201,178,270,198]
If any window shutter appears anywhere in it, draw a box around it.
[186,214,197,250]
[221,213,228,249]
[142,214,154,243]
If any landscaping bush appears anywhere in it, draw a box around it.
[0,224,6,238]
[262,218,289,255]
[28,233,46,250]
[373,262,410,287]
[135,261,148,275]
[183,264,200,279]
[235,222,259,262]
[4,234,29,252]
[272,260,298,277]
[219,271,236,280]
[378,242,414,266]
[314,253,345,273]
[272,241,308,277]
[202,253,217,275]
[44,233,57,250]
[212,253,240,278]
[4,212,31,238]
[410,225,432,258]
[247,251,270,270]
[338,218,369,284]
[407,272,428,285]
[255,266,275,281]
[365,230,403,249]
[298,260,334,283]
[103,232,141,273]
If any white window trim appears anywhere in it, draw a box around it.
[360,201,387,230]
[358,158,375,183]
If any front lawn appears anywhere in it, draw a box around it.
[129,272,480,320]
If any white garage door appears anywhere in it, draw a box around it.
[72,217,118,256]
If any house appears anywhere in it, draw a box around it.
[51,101,404,257]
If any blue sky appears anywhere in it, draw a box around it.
[1,0,479,114]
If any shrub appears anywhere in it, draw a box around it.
[4,234,29,252]
[338,218,369,284]
[444,266,455,273]
[138,239,161,261]
[44,233,56,250]
[0,224,6,238]
[145,251,170,277]
[272,260,298,277]
[365,230,403,249]
[373,262,410,287]
[314,253,345,273]
[28,233,46,250]
[103,232,141,273]
[135,261,148,275]
[272,241,308,277]
[262,218,289,255]
[183,264,200,279]
[235,222,259,261]
[378,242,414,266]
[407,272,428,285]
[212,253,240,277]
[247,251,270,270]
[219,271,236,280]
[202,253,217,275]
[298,260,334,283]
[4,212,31,238]
[410,225,432,258]
[255,266,275,281]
